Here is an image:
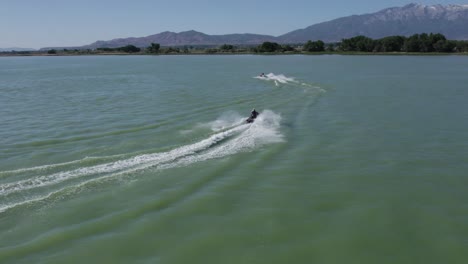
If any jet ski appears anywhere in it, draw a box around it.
[246,116,257,123]
[246,109,259,123]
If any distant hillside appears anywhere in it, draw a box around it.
[79,30,277,49]
[40,3,468,50]
[279,3,468,43]
[0,47,36,52]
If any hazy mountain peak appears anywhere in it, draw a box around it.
[180,30,202,34]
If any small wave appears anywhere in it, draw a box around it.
[8,122,167,149]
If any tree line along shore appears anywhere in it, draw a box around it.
[2,33,468,56]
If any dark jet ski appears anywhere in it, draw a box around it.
[246,109,259,123]
[246,116,256,123]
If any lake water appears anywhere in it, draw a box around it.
[1,55,468,263]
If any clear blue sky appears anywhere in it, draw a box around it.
[0,0,464,49]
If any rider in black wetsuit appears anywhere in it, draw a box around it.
[246,108,259,123]
[250,108,259,119]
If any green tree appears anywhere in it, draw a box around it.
[205,48,218,54]
[257,42,282,52]
[429,33,446,45]
[339,36,375,52]
[97,47,115,52]
[402,33,449,52]
[164,47,180,54]
[219,44,234,51]
[303,40,325,52]
[418,33,432,52]
[147,43,160,53]
[356,36,375,52]
[404,34,421,52]
[281,45,295,52]
[47,49,57,54]
[433,39,456,52]
[379,36,405,52]
[326,44,335,52]
[454,40,468,52]
[118,45,141,53]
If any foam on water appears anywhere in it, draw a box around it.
[0,154,128,177]
[161,110,283,169]
[180,111,245,135]
[254,73,323,90]
[208,111,246,132]
[0,110,283,213]
[255,73,296,86]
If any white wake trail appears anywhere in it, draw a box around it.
[254,73,297,85]
[0,124,248,196]
[0,110,283,213]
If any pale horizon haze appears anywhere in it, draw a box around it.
[0,0,466,49]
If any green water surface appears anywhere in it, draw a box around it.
[1,55,467,263]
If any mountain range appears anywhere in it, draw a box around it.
[0,47,36,52]
[44,3,468,50]
[279,3,468,43]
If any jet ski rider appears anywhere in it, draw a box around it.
[250,108,259,119]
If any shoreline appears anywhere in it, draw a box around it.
[1,51,468,57]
